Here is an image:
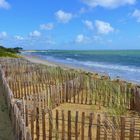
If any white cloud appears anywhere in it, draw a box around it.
[75,34,90,43]
[132,9,140,22]
[93,35,102,41]
[76,34,84,43]
[95,20,114,34]
[75,34,111,45]
[79,7,92,14]
[81,0,136,9]
[0,0,10,9]
[45,38,56,45]
[40,23,54,30]
[83,20,94,30]
[79,7,87,14]
[0,31,7,38]
[29,30,41,37]
[55,10,73,23]
[15,35,24,40]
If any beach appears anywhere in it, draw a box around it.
[23,54,100,73]
[22,53,140,86]
[23,50,140,84]
[1,56,140,140]
[1,0,140,139]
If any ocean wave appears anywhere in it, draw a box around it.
[60,58,140,73]
[66,58,75,61]
[26,52,140,83]
[31,54,140,73]
[78,61,140,73]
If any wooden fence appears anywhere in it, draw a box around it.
[1,58,140,140]
[0,65,32,140]
[23,108,140,140]
[7,78,136,111]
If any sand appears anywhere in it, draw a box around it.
[23,54,97,73]
[23,54,140,86]
[23,55,58,67]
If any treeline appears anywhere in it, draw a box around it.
[0,45,23,57]
[0,46,22,53]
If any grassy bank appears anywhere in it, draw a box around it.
[0,46,22,58]
[0,51,20,58]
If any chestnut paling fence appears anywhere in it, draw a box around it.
[0,58,140,140]
[0,66,31,140]
[24,108,140,140]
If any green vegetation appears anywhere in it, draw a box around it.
[0,45,22,58]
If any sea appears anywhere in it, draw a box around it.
[23,50,140,84]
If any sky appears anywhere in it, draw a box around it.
[0,0,140,50]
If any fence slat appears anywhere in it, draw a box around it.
[49,111,53,140]
[36,108,40,140]
[112,116,116,140]
[25,105,28,127]
[62,110,65,140]
[129,118,135,140]
[75,111,79,140]
[68,110,71,140]
[81,112,85,140]
[56,110,59,139]
[88,113,93,140]
[120,117,125,140]
[96,114,101,140]
[42,109,46,140]
[31,111,34,140]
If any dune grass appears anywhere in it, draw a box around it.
[0,51,20,58]
[0,46,21,58]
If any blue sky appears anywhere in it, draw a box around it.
[0,0,140,50]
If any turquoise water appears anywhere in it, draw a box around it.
[23,50,140,83]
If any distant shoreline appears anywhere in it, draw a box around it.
[23,54,95,72]
[22,54,140,86]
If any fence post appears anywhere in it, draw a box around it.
[36,108,40,140]
[112,116,116,140]
[25,105,28,127]
[56,110,59,139]
[42,109,46,140]
[81,112,85,140]
[49,111,53,140]
[26,130,32,140]
[31,111,34,140]
[62,110,65,140]
[130,88,135,110]
[120,117,125,140]
[75,111,79,140]
[88,113,93,140]
[135,87,140,113]
[96,114,101,140]
[68,110,71,140]
[104,115,108,140]
[129,118,135,140]
[139,130,140,140]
